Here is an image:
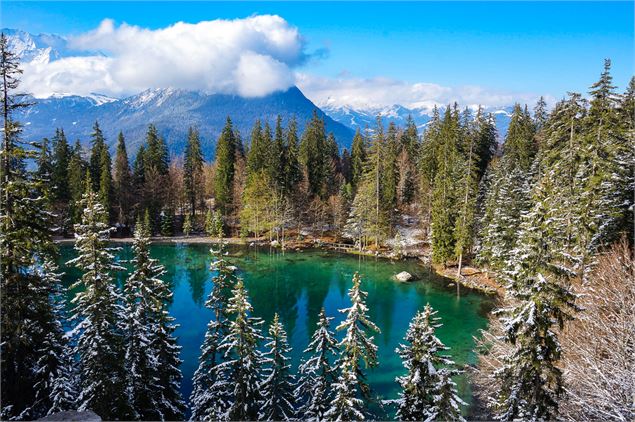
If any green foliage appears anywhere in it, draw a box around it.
[184,126,204,216]
[0,35,61,418]
[182,213,192,236]
[395,305,465,422]
[68,184,133,419]
[327,272,380,420]
[112,132,132,226]
[214,118,236,214]
[300,111,330,198]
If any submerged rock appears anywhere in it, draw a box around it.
[393,271,414,282]
[39,410,101,421]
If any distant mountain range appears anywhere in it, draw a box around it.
[320,103,513,139]
[7,27,513,158]
[17,87,355,158]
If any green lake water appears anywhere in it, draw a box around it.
[58,243,493,417]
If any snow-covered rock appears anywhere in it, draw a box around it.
[393,271,414,282]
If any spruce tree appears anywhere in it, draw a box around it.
[123,217,163,420]
[113,132,132,226]
[98,145,112,223]
[126,213,185,420]
[394,305,465,421]
[183,212,192,236]
[214,118,237,215]
[89,121,107,191]
[271,115,286,190]
[51,128,71,203]
[32,259,78,417]
[430,106,463,266]
[283,116,302,197]
[492,180,578,421]
[68,180,132,419]
[67,140,86,225]
[350,128,366,192]
[295,308,339,421]
[300,110,329,198]
[259,313,296,421]
[0,33,61,419]
[220,279,265,421]
[184,126,204,216]
[326,272,380,420]
[190,243,238,420]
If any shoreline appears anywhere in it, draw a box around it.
[55,234,502,296]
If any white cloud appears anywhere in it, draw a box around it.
[21,15,304,98]
[15,16,551,109]
[297,73,553,111]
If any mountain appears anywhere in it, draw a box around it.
[321,103,513,140]
[5,27,354,157]
[17,87,355,158]
[3,28,103,64]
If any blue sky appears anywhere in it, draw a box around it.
[3,1,633,107]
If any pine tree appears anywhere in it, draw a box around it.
[190,243,238,420]
[125,214,185,420]
[220,279,265,421]
[204,208,215,237]
[184,126,204,216]
[68,180,132,420]
[454,114,479,278]
[67,140,86,225]
[32,259,78,417]
[183,212,192,236]
[123,217,163,420]
[350,129,366,192]
[113,132,132,226]
[300,110,329,198]
[98,145,112,223]
[283,116,302,197]
[0,33,61,419]
[430,106,463,266]
[271,115,286,190]
[89,121,107,191]
[51,128,71,203]
[326,272,380,420]
[260,313,296,420]
[37,137,53,181]
[247,119,270,177]
[295,308,339,421]
[214,117,236,213]
[394,305,465,421]
[492,180,578,421]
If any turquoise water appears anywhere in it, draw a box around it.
[58,243,492,416]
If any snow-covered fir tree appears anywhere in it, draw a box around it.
[190,242,237,420]
[32,259,78,417]
[142,214,187,421]
[124,215,162,420]
[394,304,465,422]
[0,33,63,420]
[259,313,296,420]
[123,213,186,420]
[326,272,380,420]
[218,279,264,421]
[295,308,339,421]
[67,181,133,420]
[492,181,578,421]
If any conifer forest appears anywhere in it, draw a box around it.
[1,3,634,422]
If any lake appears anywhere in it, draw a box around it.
[58,242,493,417]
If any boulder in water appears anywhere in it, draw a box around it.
[393,271,413,282]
